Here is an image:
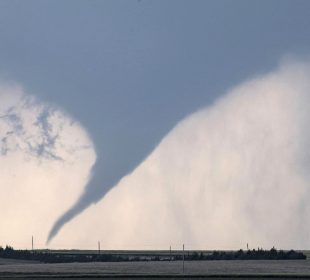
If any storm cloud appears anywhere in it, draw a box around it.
[53,60,310,250]
[0,85,95,248]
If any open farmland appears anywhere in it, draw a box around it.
[2,258,310,279]
[0,257,39,265]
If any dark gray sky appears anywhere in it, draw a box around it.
[1,0,310,240]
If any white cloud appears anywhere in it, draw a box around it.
[54,60,310,250]
[0,85,96,249]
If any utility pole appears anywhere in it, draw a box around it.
[247,243,249,250]
[170,245,172,261]
[98,241,101,254]
[31,236,34,251]
[182,244,185,274]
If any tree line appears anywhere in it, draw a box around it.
[0,245,306,263]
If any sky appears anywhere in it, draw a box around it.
[1,0,310,248]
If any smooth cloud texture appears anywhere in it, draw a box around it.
[54,60,310,250]
[0,86,95,248]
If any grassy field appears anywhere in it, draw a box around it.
[1,259,310,278]
[0,257,39,265]
[1,251,310,279]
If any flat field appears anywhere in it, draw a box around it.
[0,257,39,265]
[1,251,310,279]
